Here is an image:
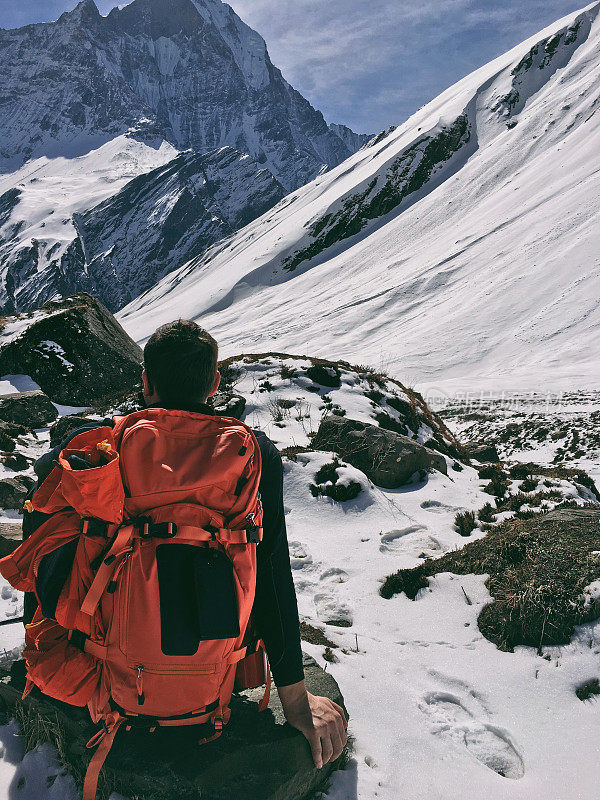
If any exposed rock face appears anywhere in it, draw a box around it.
[0,476,34,510]
[0,0,367,190]
[49,415,97,447]
[0,390,57,429]
[0,295,142,406]
[209,392,247,420]
[0,0,370,314]
[0,652,347,800]
[8,148,285,314]
[464,442,500,463]
[313,415,448,488]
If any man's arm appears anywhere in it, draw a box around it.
[252,432,347,766]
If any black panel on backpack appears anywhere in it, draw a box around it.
[35,539,79,620]
[157,544,240,656]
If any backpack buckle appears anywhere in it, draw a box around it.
[138,519,177,538]
[245,525,261,544]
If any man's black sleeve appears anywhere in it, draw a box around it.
[252,431,304,688]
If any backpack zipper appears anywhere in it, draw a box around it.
[136,664,145,705]
[107,551,132,594]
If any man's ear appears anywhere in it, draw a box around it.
[142,369,154,400]
[207,370,221,398]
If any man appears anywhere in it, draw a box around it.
[27,319,347,769]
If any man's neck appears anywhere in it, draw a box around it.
[147,400,214,415]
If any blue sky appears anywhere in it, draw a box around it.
[0,0,586,132]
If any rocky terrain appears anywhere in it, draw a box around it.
[0,295,597,799]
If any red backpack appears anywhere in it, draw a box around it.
[0,408,269,799]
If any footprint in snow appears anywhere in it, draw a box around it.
[288,541,314,570]
[314,592,353,628]
[420,500,458,514]
[379,525,428,552]
[320,567,349,583]
[420,692,524,779]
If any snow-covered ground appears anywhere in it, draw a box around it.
[0,355,597,800]
[119,1,600,398]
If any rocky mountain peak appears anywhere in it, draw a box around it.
[60,0,101,24]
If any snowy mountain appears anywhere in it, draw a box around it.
[1,145,284,312]
[0,0,370,314]
[119,2,600,397]
[0,0,368,189]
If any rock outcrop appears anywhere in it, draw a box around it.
[49,415,97,447]
[0,476,34,510]
[464,442,500,463]
[0,295,142,406]
[0,390,57,429]
[313,415,448,488]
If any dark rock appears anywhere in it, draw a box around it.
[0,652,348,800]
[306,365,341,388]
[0,390,57,429]
[210,392,247,420]
[0,452,32,471]
[464,442,500,463]
[0,523,22,558]
[0,294,143,406]
[49,415,97,447]
[0,475,34,509]
[312,415,448,489]
[0,427,16,453]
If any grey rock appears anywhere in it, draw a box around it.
[0,390,57,429]
[306,364,341,389]
[0,294,142,406]
[0,452,32,472]
[313,415,448,489]
[210,392,247,420]
[41,148,286,313]
[0,524,21,559]
[0,476,34,510]
[464,442,500,463]
[49,415,98,448]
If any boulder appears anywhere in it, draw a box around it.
[49,414,97,447]
[0,390,57,428]
[210,392,247,420]
[0,451,32,471]
[464,442,500,463]
[0,523,21,558]
[312,415,447,489]
[0,653,348,800]
[0,475,34,509]
[306,364,341,388]
[0,294,143,406]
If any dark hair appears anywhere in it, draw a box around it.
[143,320,218,405]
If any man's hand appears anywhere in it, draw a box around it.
[277,680,348,768]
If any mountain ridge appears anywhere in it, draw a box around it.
[118,1,600,395]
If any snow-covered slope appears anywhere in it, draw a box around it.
[1,144,284,312]
[120,2,600,396]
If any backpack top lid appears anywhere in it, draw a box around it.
[112,407,262,526]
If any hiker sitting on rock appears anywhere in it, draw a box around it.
[20,319,347,776]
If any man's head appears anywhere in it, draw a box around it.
[142,319,220,407]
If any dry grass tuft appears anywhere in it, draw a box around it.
[381,507,600,651]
